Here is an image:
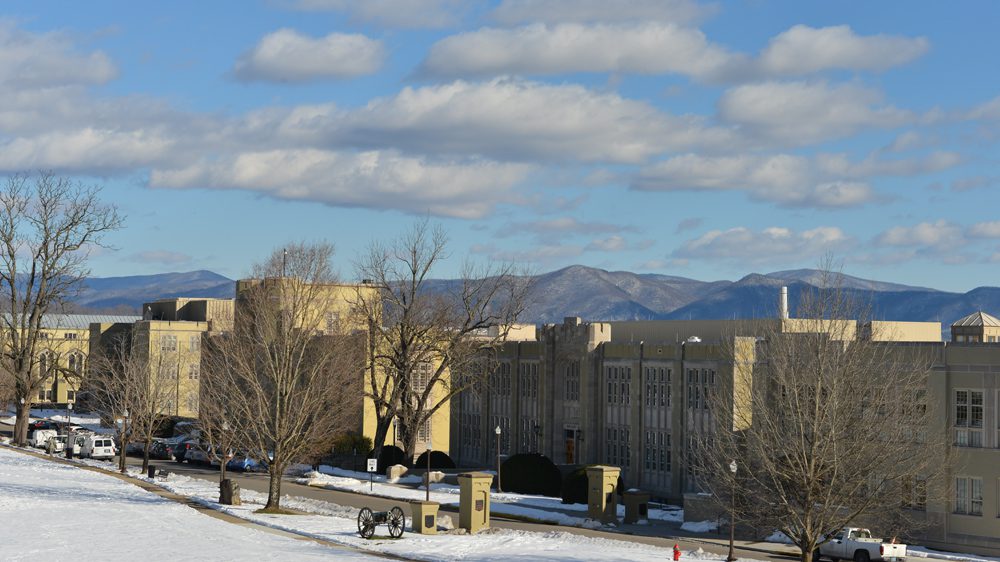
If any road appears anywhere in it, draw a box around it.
[124,456,798,561]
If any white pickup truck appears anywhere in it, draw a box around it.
[818,527,906,562]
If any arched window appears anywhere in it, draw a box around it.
[67,352,85,375]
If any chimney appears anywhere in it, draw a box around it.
[779,286,789,319]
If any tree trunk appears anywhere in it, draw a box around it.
[371,418,392,461]
[264,464,283,510]
[141,440,151,474]
[13,398,30,446]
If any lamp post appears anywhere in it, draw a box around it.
[220,421,230,483]
[67,401,72,429]
[425,441,432,502]
[727,460,738,562]
[120,409,130,473]
[495,425,502,493]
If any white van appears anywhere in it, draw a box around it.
[29,429,58,448]
[79,435,116,460]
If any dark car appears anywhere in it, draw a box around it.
[166,438,197,463]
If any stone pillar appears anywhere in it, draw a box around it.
[586,465,620,524]
[623,490,650,524]
[458,472,492,533]
[220,479,241,506]
[410,501,440,535]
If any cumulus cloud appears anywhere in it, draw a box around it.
[294,0,467,28]
[585,235,628,252]
[673,226,853,265]
[718,81,913,145]
[0,20,117,88]
[875,220,963,249]
[316,78,736,163]
[633,153,878,208]
[968,221,1000,239]
[149,149,532,219]
[490,0,712,25]
[675,218,703,233]
[233,29,384,82]
[757,25,929,76]
[419,23,743,79]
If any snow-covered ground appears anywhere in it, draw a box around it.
[0,446,376,560]
[1,406,112,434]
[294,465,685,528]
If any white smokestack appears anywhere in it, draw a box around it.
[779,286,789,319]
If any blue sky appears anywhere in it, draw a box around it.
[3,1,999,291]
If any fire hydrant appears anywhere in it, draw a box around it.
[673,543,681,561]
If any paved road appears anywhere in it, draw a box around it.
[125,456,798,561]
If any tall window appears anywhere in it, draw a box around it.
[188,364,200,380]
[955,476,983,516]
[954,389,984,447]
[188,335,200,352]
[160,334,177,351]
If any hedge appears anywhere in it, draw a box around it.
[499,453,562,497]
[560,465,623,505]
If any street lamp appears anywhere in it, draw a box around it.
[67,402,72,429]
[495,425,502,493]
[727,460,738,562]
[425,441,432,502]
[220,421,231,483]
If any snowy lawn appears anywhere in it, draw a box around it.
[0,446,376,560]
[91,462,744,561]
[294,465,684,527]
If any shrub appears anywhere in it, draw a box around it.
[560,465,623,505]
[369,445,407,472]
[413,450,456,470]
[500,453,562,497]
[332,431,373,456]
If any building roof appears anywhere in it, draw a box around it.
[1,313,142,330]
[951,311,1000,328]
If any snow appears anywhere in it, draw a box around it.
[0,446,376,560]
[764,530,794,544]
[907,547,1000,562]
[294,465,685,526]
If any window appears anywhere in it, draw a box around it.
[160,334,177,351]
[188,364,200,380]
[955,389,984,447]
[189,335,200,352]
[955,476,983,516]
[67,390,76,401]
[64,332,78,340]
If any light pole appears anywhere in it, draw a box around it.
[120,409,130,473]
[67,402,72,430]
[727,460,738,562]
[220,421,230,483]
[495,425,502,493]
[425,441,432,502]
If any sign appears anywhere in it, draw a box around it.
[367,459,378,473]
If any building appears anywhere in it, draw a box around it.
[450,301,1000,556]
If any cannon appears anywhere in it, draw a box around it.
[357,506,405,539]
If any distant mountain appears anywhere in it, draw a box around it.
[72,270,235,312]
[64,266,1000,328]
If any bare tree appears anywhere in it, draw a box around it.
[201,243,364,512]
[354,220,530,461]
[0,173,122,445]
[694,279,947,562]
[87,331,175,474]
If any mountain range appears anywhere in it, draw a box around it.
[68,266,1000,327]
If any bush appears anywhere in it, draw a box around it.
[500,453,562,497]
[413,450,456,470]
[560,465,623,505]
[332,431,373,456]
[369,445,408,472]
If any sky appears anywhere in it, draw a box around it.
[2,1,999,291]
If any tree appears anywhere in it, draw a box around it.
[693,278,947,562]
[87,330,175,474]
[0,173,122,445]
[354,220,530,461]
[201,243,364,512]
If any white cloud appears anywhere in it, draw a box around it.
[673,226,852,264]
[490,0,713,25]
[815,151,960,177]
[586,235,627,252]
[718,81,912,145]
[757,25,928,76]
[968,221,1000,239]
[0,20,116,88]
[0,128,182,173]
[633,153,877,208]
[321,78,736,163]
[294,0,468,28]
[233,29,384,82]
[967,95,1000,121]
[149,149,532,219]
[875,220,963,249]
[419,22,743,79]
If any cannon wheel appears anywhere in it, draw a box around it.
[387,506,405,538]
[358,507,376,539]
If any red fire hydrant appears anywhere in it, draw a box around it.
[673,543,681,561]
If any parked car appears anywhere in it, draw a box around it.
[79,434,117,460]
[29,429,58,448]
[818,527,906,562]
[46,435,67,454]
[166,437,197,463]
[226,452,267,473]
[148,439,176,460]
[28,419,59,432]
